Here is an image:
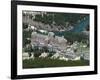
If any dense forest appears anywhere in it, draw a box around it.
[33,12,89,27]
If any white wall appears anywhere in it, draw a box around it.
[0,0,99,80]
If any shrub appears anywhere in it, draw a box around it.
[23,23,28,29]
[23,58,89,68]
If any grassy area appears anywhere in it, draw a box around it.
[23,58,89,69]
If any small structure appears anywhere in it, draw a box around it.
[51,53,60,59]
[22,52,35,60]
[59,56,69,61]
[31,25,37,30]
[22,52,29,60]
[39,30,48,34]
[71,56,80,61]
[39,52,49,58]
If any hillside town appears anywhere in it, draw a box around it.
[22,11,89,68]
[23,25,89,61]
